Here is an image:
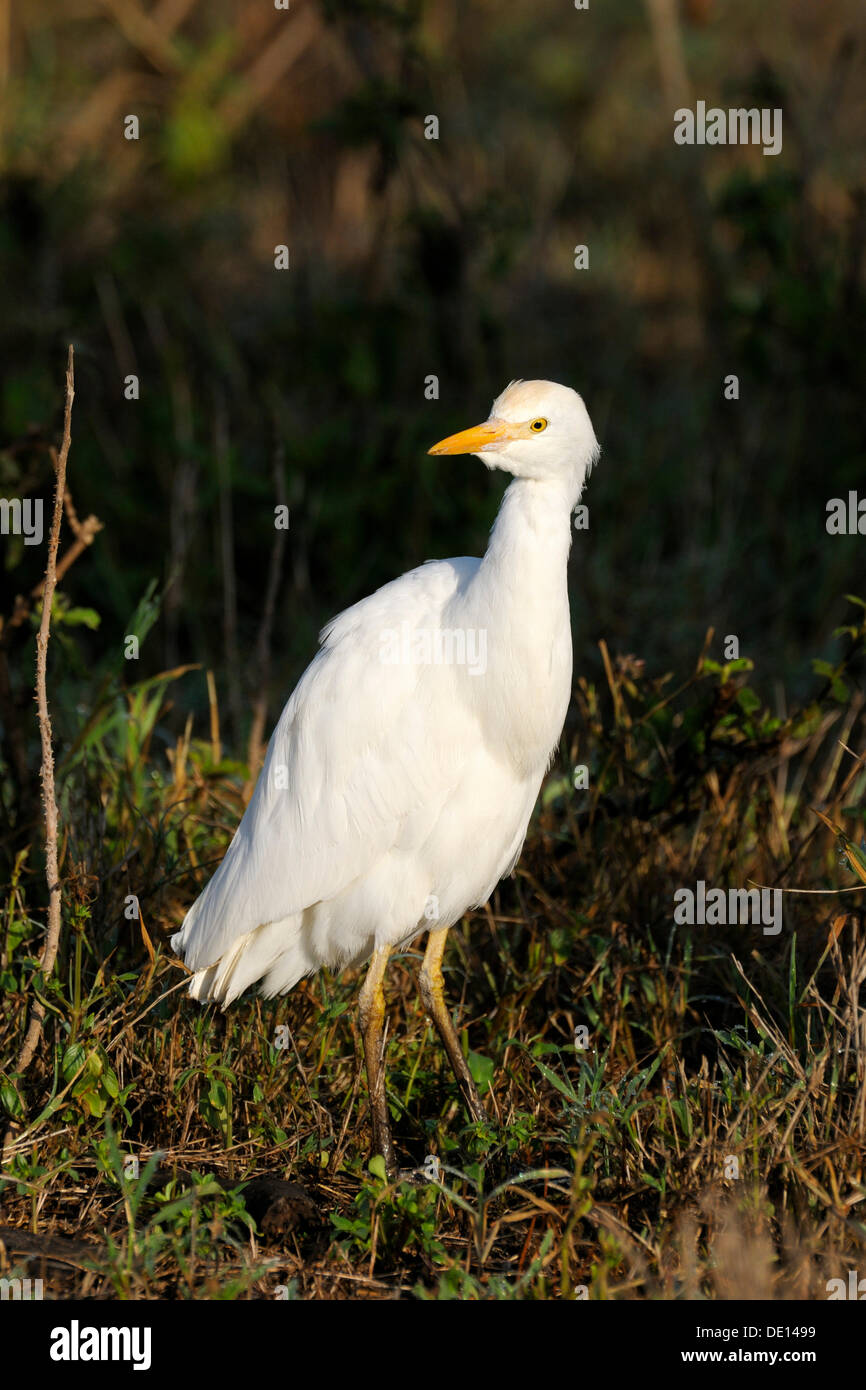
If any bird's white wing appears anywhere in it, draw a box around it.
[174,558,481,972]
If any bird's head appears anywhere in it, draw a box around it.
[428,379,599,498]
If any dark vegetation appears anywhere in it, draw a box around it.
[1,0,866,1298]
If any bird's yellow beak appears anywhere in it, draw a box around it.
[428,417,522,455]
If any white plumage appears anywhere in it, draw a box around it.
[172,379,599,1169]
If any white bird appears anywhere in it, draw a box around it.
[172,379,599,1172]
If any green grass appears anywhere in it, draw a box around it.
[1,603,866,1299]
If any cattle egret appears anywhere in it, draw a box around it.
[172,379,599,1173]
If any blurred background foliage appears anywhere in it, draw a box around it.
[1,0,866,840]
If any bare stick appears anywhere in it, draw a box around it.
[9,347,75,1086]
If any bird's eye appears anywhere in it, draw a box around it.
[529,418,548,432]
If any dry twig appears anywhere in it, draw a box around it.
[2,346,76,1163]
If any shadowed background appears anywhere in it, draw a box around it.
[2,0,865,773]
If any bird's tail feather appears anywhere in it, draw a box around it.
[181,914,319,1008]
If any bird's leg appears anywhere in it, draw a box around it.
[358,944,396,1176]
[419,928,487,1124]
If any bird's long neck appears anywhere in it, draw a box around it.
[460,477,576,775]
[479,476,575,610]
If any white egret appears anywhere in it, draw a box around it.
[172,379,599,1173]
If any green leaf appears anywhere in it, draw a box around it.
[467,1050,494,1093]
[83,1091,107,1118]
[842,839,866,884]
[61,1043,86,1080]
[532,1056,578,1103]
[0,1083,23,1118]
[59,606,101,629]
